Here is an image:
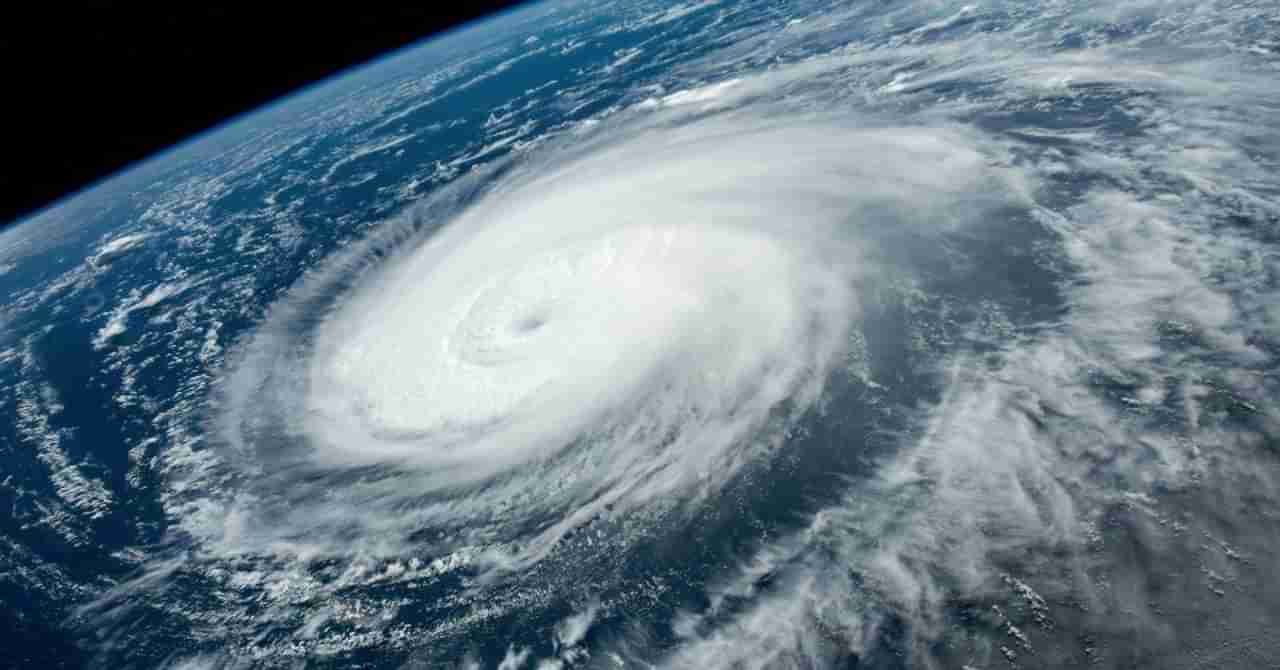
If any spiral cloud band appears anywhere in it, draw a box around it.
[214,117,1009,573]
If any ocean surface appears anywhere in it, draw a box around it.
[2,1,1280,668]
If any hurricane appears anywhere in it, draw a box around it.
[221,120,860,565]
[4,0,1280,668]
[210,117,1028,581]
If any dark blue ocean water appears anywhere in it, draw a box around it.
[4,0,1280,668]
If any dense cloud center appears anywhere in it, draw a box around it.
[305,132,861,477]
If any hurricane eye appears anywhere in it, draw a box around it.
[513,313,547,333]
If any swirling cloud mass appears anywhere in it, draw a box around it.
[216,121,1019,578]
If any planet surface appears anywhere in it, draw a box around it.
[3,0,1280,668]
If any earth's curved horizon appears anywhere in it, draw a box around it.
[3,1,1280,668]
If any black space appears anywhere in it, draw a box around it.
[3,3,529,228]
